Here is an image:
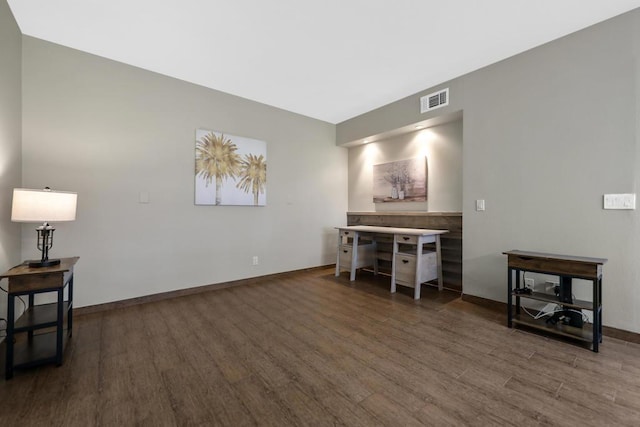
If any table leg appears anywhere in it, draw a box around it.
[507,268,513,328]
[56,288,64,365]
[599,276,603,343]
[436,235,443,291]
[350,232,359,281]
[335,230,341,277]
[27,293,34,343]
[593,277,600,352]
[373,237,379,275]
[68,276,74,337]
[515,271,521,315]
[6,294,15,379]
[414,236,423,300]
[390,235,398,293]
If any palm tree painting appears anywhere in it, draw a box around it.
[195,132,241,205]
[195,129,267,206]
[237,154,267,206]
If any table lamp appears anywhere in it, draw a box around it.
[11,187,78,268]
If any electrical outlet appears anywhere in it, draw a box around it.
[252,256,259,266]
[524,278,535,290]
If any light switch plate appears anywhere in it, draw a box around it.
[603,193,635,210]
[475,199,485,211]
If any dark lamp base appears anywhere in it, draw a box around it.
[28,259,61,268]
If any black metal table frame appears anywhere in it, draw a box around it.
[507,266,602,352]
[5,274,74,379]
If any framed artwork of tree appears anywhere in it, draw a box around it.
[195,129,267,206]
[372,157,427,203]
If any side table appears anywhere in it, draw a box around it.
[1,257,79,379]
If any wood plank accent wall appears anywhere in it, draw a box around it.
[347,212,462,292]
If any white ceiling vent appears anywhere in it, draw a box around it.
[420,88,449,113]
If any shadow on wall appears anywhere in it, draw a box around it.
[463,253,507,301]
[322,226,339,265]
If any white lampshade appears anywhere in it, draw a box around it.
[11,188,77,223]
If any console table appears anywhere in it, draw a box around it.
[504,250,605,352]
[1,257,78,379]
[336,226,448,299]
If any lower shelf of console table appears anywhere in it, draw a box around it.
[510,314,594,344]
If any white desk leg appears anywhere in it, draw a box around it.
[373,237,379,275]
[414,236,423,300]
[350,232,359,281]
[390,235,397,293]
[436,235,443,291]
[335,230,341,277]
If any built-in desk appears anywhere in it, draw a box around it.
[336,226,448,299]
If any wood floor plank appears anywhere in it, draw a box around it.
[359,392,425,427]
[188,297,253,384]
[271,382,341,427]
[317,392,386,427]
[456,367,547,426]
[335,354,426,413]
[555,378,640,426]
[231,375,301,427]
[415,400,478,426]
[160,366,227,425]
[58,339,101,425]
[94,352,139,426]
[204,293,293,390]
[615,387,640,414]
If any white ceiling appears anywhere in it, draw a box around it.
[7,1,640,124]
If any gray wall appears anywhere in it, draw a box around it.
[348,120,462,212]
[0,1,22,320]
[21,37,347,308]
[338,10,640,333]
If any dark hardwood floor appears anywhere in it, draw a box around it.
[2,267,640,426]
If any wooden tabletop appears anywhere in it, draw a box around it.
[0,257,80,279]
[503,250,607,265]
[337,225,448,236]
